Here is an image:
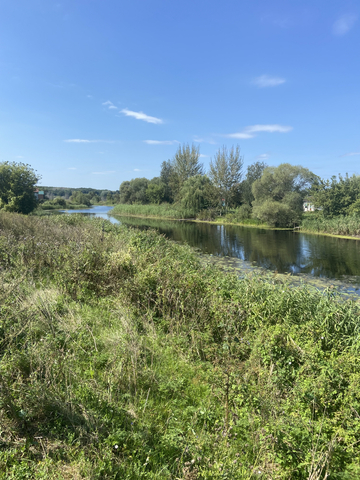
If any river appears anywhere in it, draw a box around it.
[63,205,360,296]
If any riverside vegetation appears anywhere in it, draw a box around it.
[1,212,360,479]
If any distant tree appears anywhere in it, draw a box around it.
[119,178,150,204]
[0,161,40,214]
[146,177,166,204]
[241,161,268,205]
[208,145,243,208]
[52,197,67,208]
[171,143,203,199]
[180,175,218,215]
[160,160,175,203]
[70,192,91,206]
[252,163,317,227]
[311,174,360,217]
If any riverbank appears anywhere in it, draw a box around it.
[1,211,360,478]
[112,204,360,239]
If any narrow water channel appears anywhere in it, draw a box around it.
[63,206,360,296]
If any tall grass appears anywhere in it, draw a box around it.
[112,203,194,219]
[301,213,360,236]
[1,211,360,478]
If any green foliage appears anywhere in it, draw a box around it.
[241,160,268,205]
[311,173,360,217]
[252,163,317,227]
[1,212,360,477]
[0,161,39,214]
[208,145,243,208]
[171,143,204,198]
[119,177,150,204]
[301,213,360,236]
[112,202,193,219]
[180,175,218,215]
[146,177,166,204]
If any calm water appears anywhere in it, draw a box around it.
[65,206,360,292]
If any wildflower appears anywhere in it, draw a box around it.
[114,444,119,449]
[289,361,291,364]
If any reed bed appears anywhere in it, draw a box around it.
[112,203,193,219]
[301,213,360,237]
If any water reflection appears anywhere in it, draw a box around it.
[115,215,360,283]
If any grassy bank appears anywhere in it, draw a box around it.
[112,203,193,219]
[301,214,360,237]
[1,212,360,478]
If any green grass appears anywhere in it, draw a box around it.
[112,203,194,219]
[1,211,360,478]
[301,213,360,237]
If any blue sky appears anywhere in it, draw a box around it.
[0,0,359,190]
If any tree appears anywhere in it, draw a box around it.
[208,145,243,208]
[171,143,203,198]
[160,160,175,203]
[146,177,166,204]
[180,175,218,215]
[311,174,360,217]
[0,161,40,214]
[119,178,150,204]
[252,163,317,227]
[241,161,268,205]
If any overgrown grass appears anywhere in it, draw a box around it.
[1,211,360,478]
[301,213,360,237]
[112,203,194,219]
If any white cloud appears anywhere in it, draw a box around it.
[253,75,286,88]
[226,124,292,139]
[92,170,116,175]
[134,168,141,171]
[102,100,113,106]
[15,155,24,158]
[333,14,357,36]
[199,154,208,158]
[144,140,179,145]
[87,95,93,98]
[68,167,77,170]
[256,153,270,160]
[121,109,163,124]
[108,105,118,110]
[340,152,360,157]
[193,136,217,144]
[64,139,114,143]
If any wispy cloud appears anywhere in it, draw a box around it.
[225,124,293,139]
[199,154,208,158]
[92,170,116,175]
[144,140,179,145]
[134,168,141,171]
[253,75,286,88]
[256,153,270,160]
[64,139,114,143]
[340,152,360,157]
[15,155,24,158]
[102,101,113,106]
[333,14,357,36]
[68,167,77,170]
[121,109,163,124]
[193,136,217,144]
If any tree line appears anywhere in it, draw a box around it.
[119,143,319,227]
[1,155,360,228]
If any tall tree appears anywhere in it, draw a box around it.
[160,160,175,203]
[0,161,40,214]
[171,143,203,198]
[242,161,268,205]
[208,145,243,208]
